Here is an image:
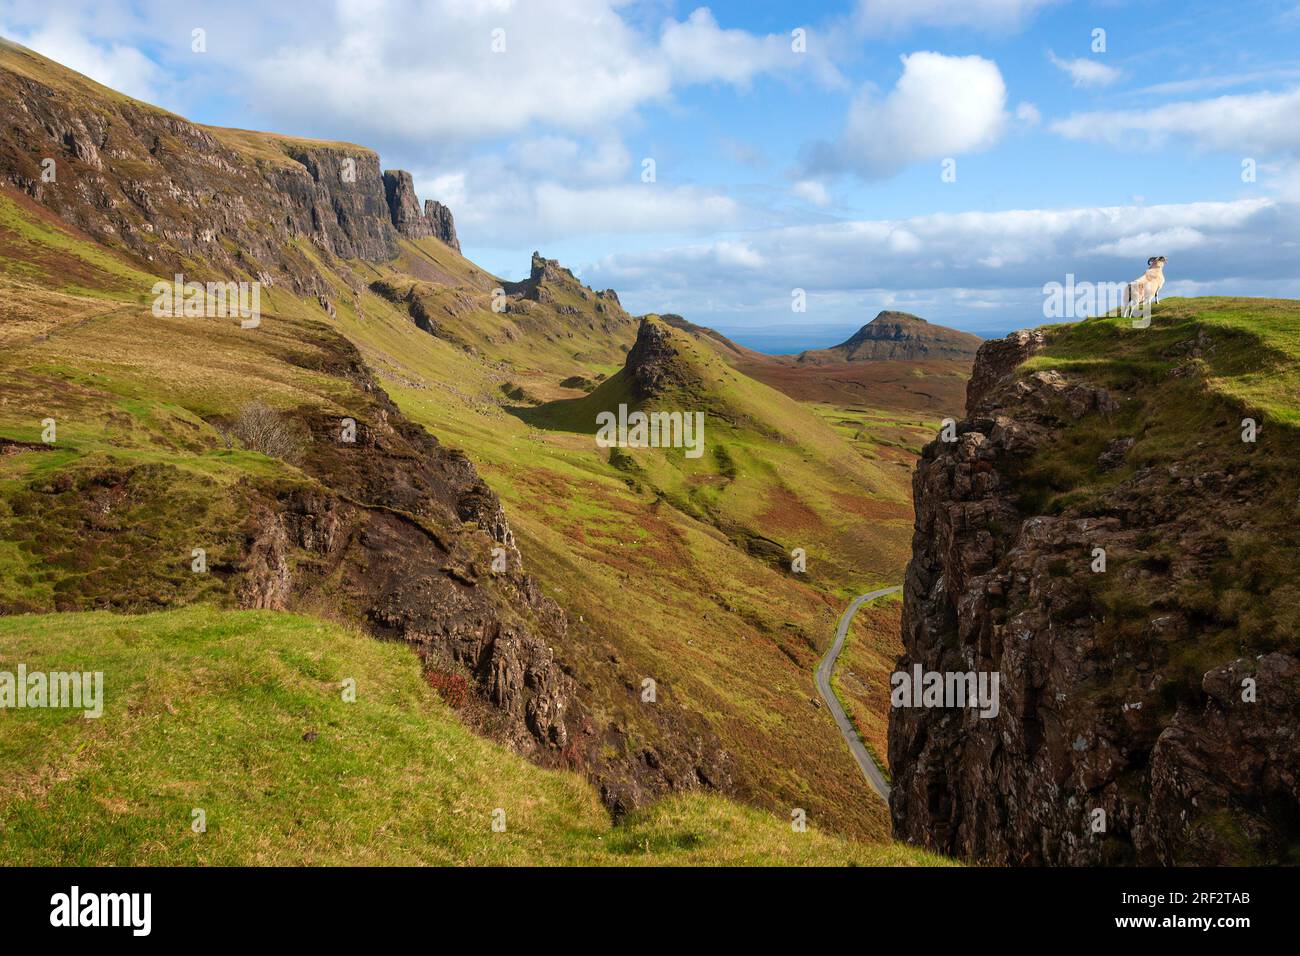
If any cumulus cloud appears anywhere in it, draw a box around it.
[853,0,1055,35]
[248,2,835,142]
[416,153,745,247]
[584,198,1298,332]
[1047,50,1121,88]
[803,52,1009,179]
[1,21,166,103]
[1051,87,1300,154]
[660,8,840,88]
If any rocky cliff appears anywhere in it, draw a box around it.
[890,320,1300,864]
[0,39,459,298]
[382,170,460,249]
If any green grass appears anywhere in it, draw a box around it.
[1023,297,1300,426]
[1007,297,1300,717]
[0,607,949,866]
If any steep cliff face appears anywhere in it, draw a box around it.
[424,199,460,251]
[891,311,1299,865]
[0,39,460,292]
[234,336,576,759]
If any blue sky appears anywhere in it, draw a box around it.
[3,0,1299,346]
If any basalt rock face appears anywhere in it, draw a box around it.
[231,333,573,757]
[424,199,460,251]
[890,329,1300,865]
[232,329,729,805]
[0,40,461,291]
[383,169,432,240]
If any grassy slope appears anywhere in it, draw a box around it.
[0,179,913,850]
[830,595,903,776]
[1016,298,1300,689]
[0,607,949,866]
[337,289,913,837]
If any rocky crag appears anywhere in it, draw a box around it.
[890,324,1299,864]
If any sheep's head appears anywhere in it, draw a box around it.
[1147,255,1167,268]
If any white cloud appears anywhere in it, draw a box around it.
[660,8,836,88]
[533,183,740,237]
[1051,87,1300,154]
[1084,227,1209,258]
[7,1,839,144]
[424,151,745,245]
[508,136,632,185]
[853,0,1055,35]
[584,198,1298,331]
[792,179,832,206]
[1015,101,1042,125]
[1047,50,1121,88]
[237,1,838,143]
[804,52,1009,179]
[4,22,166,103]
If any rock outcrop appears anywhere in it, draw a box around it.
[890,327,1300,864]
[383,169,433,240]
[625,317,687,399]
[424,199,460,251]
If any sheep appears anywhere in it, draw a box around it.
[1122,256,1167,319]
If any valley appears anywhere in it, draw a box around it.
[1,30,1295,871]
[0,37,966,859]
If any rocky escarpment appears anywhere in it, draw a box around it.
[0,39,458,296]
[424,199,460,252]
[890,326,1299,865]
[381,170,460,250]
[521,251,621,311]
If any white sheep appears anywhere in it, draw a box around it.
[1122,256,1167,318]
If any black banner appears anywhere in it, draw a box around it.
[0,865,1283,942]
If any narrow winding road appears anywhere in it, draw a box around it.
[815,586,901,803]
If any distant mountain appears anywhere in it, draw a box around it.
[796,311,981,364]
[656,310,977,417]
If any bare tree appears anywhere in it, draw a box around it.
[230,401,306,462]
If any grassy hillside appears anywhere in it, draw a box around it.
[518,315,915,588]
[1016,298,1300,659]
[0,606,949,866]
[0,42,935,849]
[342,301,915,837]
[0,175,908,841]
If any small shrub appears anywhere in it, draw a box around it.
[426,668,469,708]
[230,402,305,461]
